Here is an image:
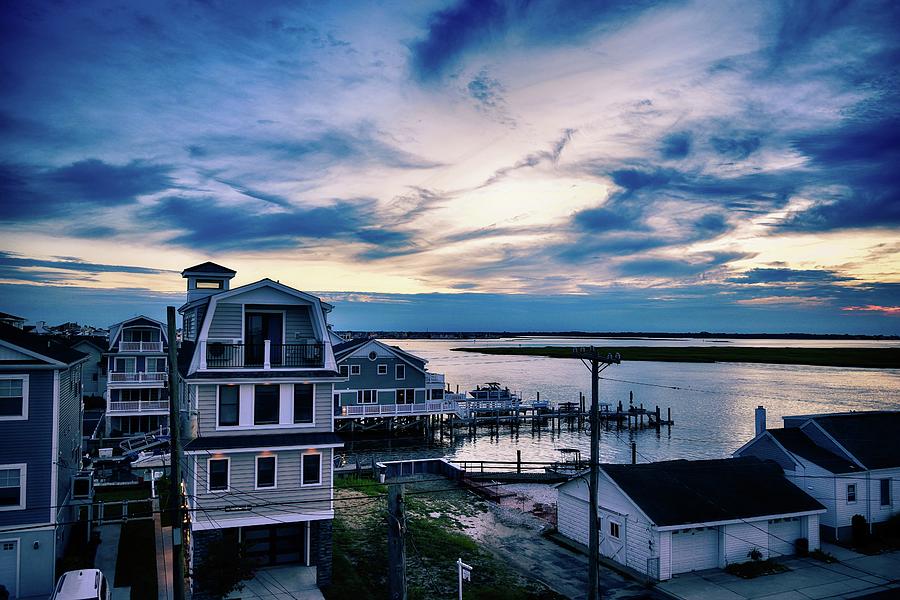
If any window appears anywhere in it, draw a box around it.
[293,384,314,424]
[256,456,276,489]
[0,466,25,509]
[847,483,857,503]
[430,388,444,400]
[208,459,229,491]
[350,365,361,376]
[357,390,377,404]
[377,364,388,375]
[881,478,892,506]
[609,521,620,539]
[196,280,223,289]
[114,357,135,372]
[368,351,377,361]
[302,453,321,486]
[0,376,27,419]
[339,365,349,378]
[218,386,239,427]
[254,385,280,425]
[396,389,415,404]
[396,364,405,380]
[147,357,166,373]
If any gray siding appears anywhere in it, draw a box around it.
[335,356,426,405]
[206,304,316,343]
[284,306,315,342]
[57,364,83,518]
[192,448,333,524]
[0,370,53,527]
[195,382,333,435]
[209,303,242,339]
[736,435,796,471]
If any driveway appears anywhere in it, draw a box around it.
[657,544,900,600]
[225,565,323,600]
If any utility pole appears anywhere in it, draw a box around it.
[166,306,185,600]
[572,347,620,600]
[387,483,407,600]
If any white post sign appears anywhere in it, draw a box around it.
[457,558,473,600]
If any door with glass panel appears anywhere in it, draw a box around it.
[245,312,283,366]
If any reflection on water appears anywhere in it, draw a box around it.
[337,339,900,467]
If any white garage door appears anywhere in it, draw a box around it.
[769,517,801,557]
[0,540,18,600]
[671,527,718,574]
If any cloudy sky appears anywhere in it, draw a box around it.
[1,0,898,333]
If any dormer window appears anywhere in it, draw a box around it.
[196,280,223,289]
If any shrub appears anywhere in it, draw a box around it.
[795,537,809,557]
[193,537,256,599]
[748,547,763,562]
[851,514,869,547]
[809,549,838,563]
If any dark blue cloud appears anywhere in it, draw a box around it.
[0,251,174,276]
[728,268,855,285]
[0,159,175,220]
[710,133,761,160]
[572,206,640,233]
[660,131,692,159]
[467,70,505,109]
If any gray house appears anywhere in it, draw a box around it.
[68,337,107,401]
[176,262,344,596]
[332,337,445,414]
[0,323,87,600]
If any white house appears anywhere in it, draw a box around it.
[556,457,825,581]
[735,409,900,542]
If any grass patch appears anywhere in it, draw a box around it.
[809,549,839,563]
[96,486,153,520]
[114,520,158,600]
[326,476,563,600]
[724,558,789,579]
[335,475,388,497]
[452,346,900,369]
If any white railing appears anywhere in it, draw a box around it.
[108,372,167,383]
[108,400,169,413]
[425,372,445,386]
[342,400,458,417]
[118,341,163,352]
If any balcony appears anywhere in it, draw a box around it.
[203,340,324,369]
[425,372,445,386]
[118,341,163,352]
[108,400,169,413]
[108,372,168,385]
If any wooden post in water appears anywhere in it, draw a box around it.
[668,407,671,425]
[517,450,522,474]
[631,442,637,464]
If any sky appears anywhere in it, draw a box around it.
[1,0,898,333]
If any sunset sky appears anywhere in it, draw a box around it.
[1,0,898,333]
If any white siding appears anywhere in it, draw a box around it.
[786,461,837,528]
[723,521,770,564]
[768,517,802,556]
[671,527,718,573]
[658,531,672,580]
[805,514,820,550]
[557,486,590,547]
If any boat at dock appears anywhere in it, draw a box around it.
[545,448,588,477]
[468,382,519,402]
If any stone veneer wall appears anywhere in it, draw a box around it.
[314,519,333,588]
[190,529,224,600]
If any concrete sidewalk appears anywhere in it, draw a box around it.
[657,545,900,600]
[94,523,131,600]
[154,506,174,600]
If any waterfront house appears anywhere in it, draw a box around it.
[176,262,344,595]
[0,313,25,330]
[556,457,825,581]
[332,337,446,416]
[0,323,87,599]
[103,316,170,439]
[735,408,900,542]
[68,337,107,401]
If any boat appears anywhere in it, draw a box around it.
[468,382,518,402]
[545,448,588,477]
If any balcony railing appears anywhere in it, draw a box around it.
[204,341,325,369]
[425,372,445,386]
[108,372,168,384]
[118,341,163,352]
[339,400,458,417]
[108,400,169,413]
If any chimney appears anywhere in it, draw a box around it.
[755,405,766,437]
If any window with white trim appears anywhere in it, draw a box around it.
[256,456,276,489]
[218,385,239,427]
[0,465,25,509]
[847,483,857,503]
[395,364,405,380]
[0,376,27,419]
[357,389,377,404]
[208,459,229,492]
[350,364,361,376]
[377,364,388,375]
[301,453,322,486]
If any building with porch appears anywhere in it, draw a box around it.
[176,262,343,596]
[103,316,170,438]
[556,457,825,581]
[0,323,87,599]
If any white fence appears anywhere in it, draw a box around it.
[339,400,458,418]
[118,341,163,352]
[108,371,167,383]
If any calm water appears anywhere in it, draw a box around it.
[338,338,900,467]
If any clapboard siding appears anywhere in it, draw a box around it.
[193,448,333,524]
[209,303,242,339]
[284,306,315,341]
[196,382,333,435]
[57,364,83,515]
[724,521,770,563]
[557,486,589,547]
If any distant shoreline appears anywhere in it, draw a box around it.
[451,346,900,369]
[344,331,900,341]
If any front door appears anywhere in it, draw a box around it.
[245,312,283,366]
[243,524,305,566]
[599,513,626,563]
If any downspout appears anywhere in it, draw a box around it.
[866,470,871,534]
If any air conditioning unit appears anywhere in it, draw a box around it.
[72,471,94,500]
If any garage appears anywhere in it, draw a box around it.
[768,517,802,557]
[0,539,18,600]
[242,524,306,566]
[671,527,718,574]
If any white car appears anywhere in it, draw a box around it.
[51,569,111,600]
